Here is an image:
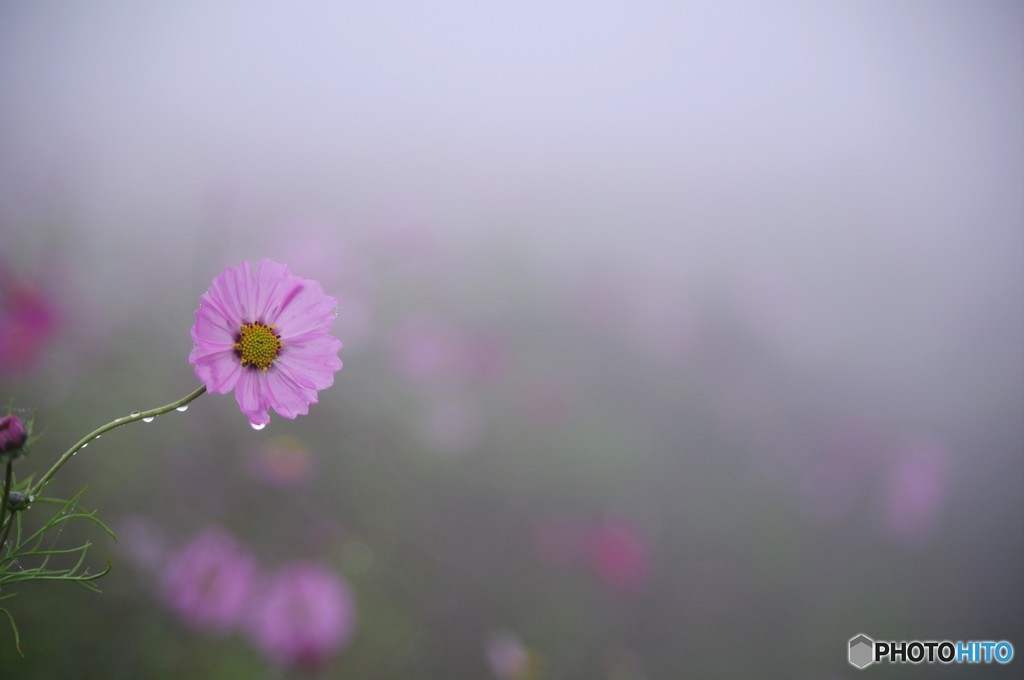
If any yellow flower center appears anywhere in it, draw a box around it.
[235,322,283,371]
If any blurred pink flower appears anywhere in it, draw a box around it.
[272,217,367,295]
[248,562,357,671]
[189,259,343,426]
[390,315,457,384]
[247,435,315,488]
[573,267,695,362]
[534,516,654,595]
[586,521,652,594]
[417,396,484,456]
[161,527,257,634]
[485,630,530,679]
[367,200,444,268]
[0,269,58,375]
[390,315,508,387]
[878,436,952,544]
[270,219,376,350]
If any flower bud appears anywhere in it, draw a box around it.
[0,414,28,461]
[6,491,31,512]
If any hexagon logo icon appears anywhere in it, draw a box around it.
[849,634,875,669]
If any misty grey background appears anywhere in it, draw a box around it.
[1,2,1021,678]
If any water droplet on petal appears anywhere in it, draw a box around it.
[176,405,189,412]
[142,416,155,423]
[130,411,141,418]
[332,306,339,318]
[250,422,266,431]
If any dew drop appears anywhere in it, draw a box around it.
[130,411,141,418]
[81,443,88,449]
[176,405,189,412]
[332,306,339,318]
[142,416,155,423]
[250,422,266,431]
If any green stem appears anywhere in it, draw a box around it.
[0,462,11,553]
[31,385,207,497]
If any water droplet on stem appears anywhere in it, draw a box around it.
[176,405,189,412]
[142,416,155,423]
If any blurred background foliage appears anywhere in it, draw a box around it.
[0,2,1022,678]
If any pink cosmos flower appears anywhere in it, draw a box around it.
[189,259,343,426]
[247,562,357,671]
[160,527,257,634]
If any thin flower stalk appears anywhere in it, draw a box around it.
[30,385,207,497]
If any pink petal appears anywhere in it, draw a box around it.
[192,298,239,346]
[234,261,259,320]
[273,279,338,342]
[206,265,245,325]
[189,343,232,363]
[278,336,342,390]
[264,365,316,419]
[210,261,258,323]
[254,259,296,324]
[235,370,270,424]
[191,349,243,394]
